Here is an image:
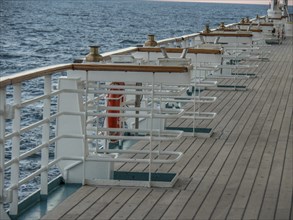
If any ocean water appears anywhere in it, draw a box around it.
[0,0,270,202]
[1,0,270,77]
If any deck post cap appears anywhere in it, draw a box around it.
[144,34,158,47]
[85,45,103,62]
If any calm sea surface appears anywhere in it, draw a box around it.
[0,0,273,201]
[1,0,270,77]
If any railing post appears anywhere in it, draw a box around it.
[148,72,155,187]
[41,75,51,198]
[182,39,187,48]
[191,37,195,47]
[10,83,21,216]
[0,88,10,219]
[83,71,89,185]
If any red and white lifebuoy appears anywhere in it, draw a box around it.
[106,82,125,144]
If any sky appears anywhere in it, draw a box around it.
[155,0,293,5]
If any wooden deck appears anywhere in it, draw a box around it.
[42,37,292,220]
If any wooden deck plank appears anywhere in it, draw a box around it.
[62,187,109,219]
[178,40,290,218]
[180,138,216,180]
[144,189,180,220]
[41,186,96,220]
[93,188,137,220]
[160,190,193,220]
[258,60,292,219]
[77,188,123,220]
[227,43,291,220]
[226,107,279,215]
[127,189,165,220]
[209,64,275,220]
[275,94,293,220]
[41,37,293,220]
[242,57,290,220]
[164,138,206,175]
[178,87,255,218]
[195,70,271,219]
[111,188,151,220]
[216,55,288,219]
[212,61,288,219]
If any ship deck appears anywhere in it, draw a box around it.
[42,37,292,220]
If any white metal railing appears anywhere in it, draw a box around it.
[1,15,275,217]
[0,63,192,216]
[0,73,81,215]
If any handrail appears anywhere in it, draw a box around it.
[136,47,223,54]
[238,22,274,26]
[72,63,190,72]
[0,64,73,88]
[157,32,201,45]
[218,28,263,32]
[200,32,253,37]
[0,63,189,89]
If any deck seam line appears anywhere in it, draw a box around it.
[240,47,289,220]
[257,59,291,220]
[193,59,270,219]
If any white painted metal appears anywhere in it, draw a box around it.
[130,49,218,135]
[0,89,11,220]
[55,66,191,184]
[281,0,289,17]
[285,22,293,37]
[131,50,232,78]
[55,77,116,184]
[84,173,178,188]
[268,0,282,19]
[10,84,21,216]
[41,75,51,197]
[56,77,85,182]
[148,73,155,187]
[1,57,213,216]
[201,34,253,45]
[68,69,192,85]
[152,96,217,103]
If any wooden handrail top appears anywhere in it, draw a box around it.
[72,63,189,73]
[0,63,189,88]
[217,28,262,32]
[136,47,223,54]
[0,64,73,89]
[238,23,274,26]
[200,32,253,37]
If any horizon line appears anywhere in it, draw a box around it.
[149,0,293,6]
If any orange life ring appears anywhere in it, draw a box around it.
[107,82,125,140]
